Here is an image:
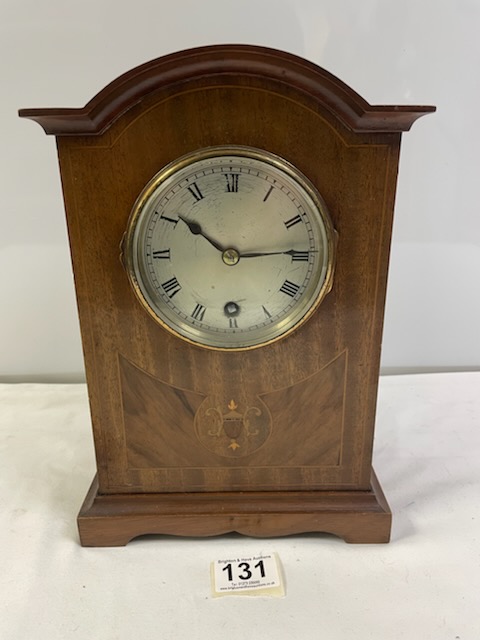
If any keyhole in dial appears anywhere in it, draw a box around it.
[224,302,240,317]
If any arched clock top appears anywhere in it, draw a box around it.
[19,44,435,136]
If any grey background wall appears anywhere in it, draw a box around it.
[1,0,478,380]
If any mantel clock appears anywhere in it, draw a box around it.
[20,45,434,545]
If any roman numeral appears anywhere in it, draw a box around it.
[152,249,170,260]
[279,279,300,297]
[187,182,204,202]
[191,303,206,321]
[161,276,181,298]
[291,250,309,262]
[225,173,239,193]
[263,185,274,202]
[229,317,238,328]
[159,213,179,226]
[284,214,303,229]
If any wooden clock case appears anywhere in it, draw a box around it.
[20,45,434,546]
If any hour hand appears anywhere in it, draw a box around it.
[178,216,225,252]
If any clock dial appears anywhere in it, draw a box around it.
[124,146,335,349]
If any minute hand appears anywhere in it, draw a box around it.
[241,249,312,258]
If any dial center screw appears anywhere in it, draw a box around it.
[222,248,240,266]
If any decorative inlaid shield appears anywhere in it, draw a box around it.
[195,395,272,457]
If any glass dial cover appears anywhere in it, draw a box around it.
[124,146,336,350]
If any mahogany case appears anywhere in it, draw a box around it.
[20,45,434,545]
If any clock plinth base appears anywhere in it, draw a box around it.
[77,471,391,546]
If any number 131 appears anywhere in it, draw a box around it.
[222,560,266,581]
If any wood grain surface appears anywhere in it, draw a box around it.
[78,472,391,546]
[20,45,434,544]
[19,44,434,135]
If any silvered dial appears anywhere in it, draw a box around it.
[124,146,335,349]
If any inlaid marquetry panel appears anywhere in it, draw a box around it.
[120,351,347,491]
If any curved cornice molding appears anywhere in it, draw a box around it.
[19,45,435,135]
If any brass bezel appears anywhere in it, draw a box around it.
[123,145,337,351]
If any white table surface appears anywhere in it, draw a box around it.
[1,373,479,639]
